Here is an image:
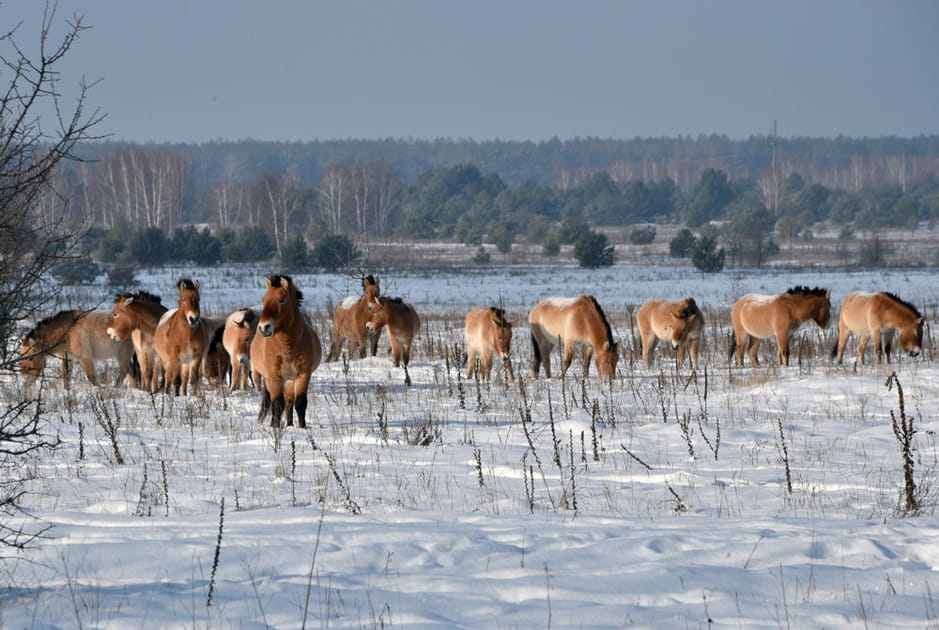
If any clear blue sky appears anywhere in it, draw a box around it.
[4,0,938,143]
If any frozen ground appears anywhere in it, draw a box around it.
[2,263,939,628]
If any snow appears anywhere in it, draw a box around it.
[3,263,939,628]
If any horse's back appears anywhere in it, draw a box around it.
[732,294,779,338]
[529,296,590,340]
[74,311,131,361]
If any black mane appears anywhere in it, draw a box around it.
[882,292,922,317]
[114,290,162,304]
[786,286,828,297]
[586,295,615,346]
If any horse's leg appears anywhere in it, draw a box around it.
[59,356,71,389]
[283,379,297,427]
[748,337,761,365]
[267,379,285,428]
[581,344,593,379]
[733,328,747,366]
[480,352,493,381]
[775,331,790,366]
[180,362,191,396]
[230,361,241,392]
[857,335,870,365]
[466,346,477,380]
[689,338,700,371]
[871,329,884,364]
[293,375,312,428]
[529,332,543,378]
[257,387,272,424]
[676,341,687,371]
[834,324,849,365]
[388,332,402,367]
[189,356,203,393]
[559,341,576,379]
[368,329,380,357]
[79,358,98,385]
[642,335,657,369]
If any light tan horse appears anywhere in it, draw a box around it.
[465,306,515,381]
[730,286,831,366]
[250,275,322,428]
[833,292,924,364]
[528,296,619,380]
[21,309,135,388]
[107,290,168,392]
[326,275,381,361]
[221,307,259,390]
[154,279,209,395]
[365,295,421,386]
[637,297,704,370]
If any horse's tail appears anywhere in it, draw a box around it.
[727,332,737,362]
[531,330,542,364]
[830,338,839,359]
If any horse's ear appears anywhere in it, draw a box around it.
[265,276,274,289]
[195,280,201,291]
[671,310,682,320]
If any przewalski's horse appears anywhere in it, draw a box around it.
[222,307,258,390]
[637,297,704,370]
[833,292,924,364]
[365,295,421,386]
[22,309,135,388]
[327,275,381,361]
[154,278,209,395]
[528,296,619,380]
[203,325,230,387]
[107,290,168,392]
[465,306,515,381]
[251,275,322,428]
[730,286,831,366]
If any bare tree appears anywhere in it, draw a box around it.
[1,2,104,548]
[317,162,348,235]
[261,167,304,253]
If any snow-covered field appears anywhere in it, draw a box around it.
[3,264,939,628]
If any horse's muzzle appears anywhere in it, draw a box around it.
[187,315,201,328]
[106,329,121,342]
[259,322,274,337]
[909,350,921,358]
[237,354,250,365]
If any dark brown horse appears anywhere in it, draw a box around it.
[365,295,421,386]
[528,296,618,380]
[327,275,381,361]
[833,292,924,364]
[730,286,831,366]
[154,279,209,395]
[22,309,135,388]
[107,290,167,392]
[250,275,322,428]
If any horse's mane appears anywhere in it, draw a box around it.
[266,274,304,305]
[208,322,225,352]
[786,286,828,297]
[178,278,198,292]
[23,309,79,341]
[114,290,162,304]
[586,296,615,345]
[381,296,405,305]
[488,306,509,326]
[678,297,700,319]
[362,274,378,290]
[882,292,922,317]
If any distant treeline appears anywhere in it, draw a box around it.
[35,135,939,269]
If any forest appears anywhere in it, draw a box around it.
[38,135,939,276]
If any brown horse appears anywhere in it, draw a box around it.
[108,290,168,392]
[528,296,619,380]
[222,307,258,390]
[326,275,381,361]
[250,275,322,428]
[730,286,831,366]
[22,309,135,388]
[465,306,515,381]
[154,279,209,395]
[365,295,421,386]
[203,325,230,387]
[636,297,704,370]
[833,292,924,364]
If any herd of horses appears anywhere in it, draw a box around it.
[18,275,926,428]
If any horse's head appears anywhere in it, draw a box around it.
[177,279,202,328]
[900,316,925,358]
[667,298,701,348]
[107,296,135,341]
[227,308,258,362]
[19,336,45,387]
[365,296,389,332]
[596,341,619,381]
[814,290,832,328]
[489,308,515,376]
[258,275,301,338]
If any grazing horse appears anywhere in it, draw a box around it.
[730,286,831,366]
[833,292,924,364]
[22,309,135,388]
[250,275,322,428]
[327,275,381,361]
[528,296,619,380]
[108,291,168,392]
[222,307,258,390]
[154,279,209,395]
[465,306,515,381]
[637,297,704,370]
[365,295,421,386]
